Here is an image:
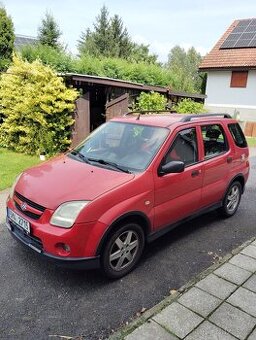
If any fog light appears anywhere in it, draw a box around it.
[55,243,71,256]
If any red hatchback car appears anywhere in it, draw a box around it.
[6,113,250,278]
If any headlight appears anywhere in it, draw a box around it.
[50,201,90,228]
[9,173,23,199]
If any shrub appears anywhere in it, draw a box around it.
[173,98,206,114]
[0,56,79,155]
[72,55,177,87]
[135,91,168,111]
[20,44,76,73]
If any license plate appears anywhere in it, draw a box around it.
[7,208,30,233]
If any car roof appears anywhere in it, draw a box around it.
[111,113,237,129]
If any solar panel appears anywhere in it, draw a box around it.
[220,19,256,49]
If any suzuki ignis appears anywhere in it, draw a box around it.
[6,113,249,278]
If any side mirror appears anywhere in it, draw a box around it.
[158,161,185,176]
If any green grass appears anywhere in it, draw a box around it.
[0,148,41,191]
[246,137,256,147]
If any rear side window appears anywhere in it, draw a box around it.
[201,124,228,158]
[228,123,247,148]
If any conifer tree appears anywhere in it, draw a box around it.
[0,5,15,70]
[77,6,155,63]
[38,12,62,49]
[109,14,132,58]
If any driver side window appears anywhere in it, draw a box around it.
[163,128,198,167]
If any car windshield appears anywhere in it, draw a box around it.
[69,121,169,172]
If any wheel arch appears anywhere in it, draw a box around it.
[227,174,245,195]
[96,211,151,256]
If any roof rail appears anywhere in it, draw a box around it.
[180,113,232,122]
[124,110,174,116]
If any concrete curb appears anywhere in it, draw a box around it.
[109,237,256,339]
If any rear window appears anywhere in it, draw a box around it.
[228,123,247,148]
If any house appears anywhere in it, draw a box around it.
[14,35,37,50]
[63,73,206,146]
[199,18,256,124]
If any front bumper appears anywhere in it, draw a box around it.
[6,219,100,270]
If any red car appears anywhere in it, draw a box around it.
[6,113,250,278]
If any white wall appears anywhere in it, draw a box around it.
[205,70,256,121]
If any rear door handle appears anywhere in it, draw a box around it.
[191,169,201,177]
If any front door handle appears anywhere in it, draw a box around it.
[227,156,233,163]
[191,169,201,177]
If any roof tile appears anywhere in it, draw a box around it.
[199,19,256,70]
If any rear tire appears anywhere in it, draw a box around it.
[220,181,242,218]
[101,223,145,279]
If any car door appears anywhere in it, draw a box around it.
[153,126,203,231]
[199,123,232,208]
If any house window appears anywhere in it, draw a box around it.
[230,71,248,88]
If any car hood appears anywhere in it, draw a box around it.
[15,155,135,210]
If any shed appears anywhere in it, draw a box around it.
[64,73,206,146]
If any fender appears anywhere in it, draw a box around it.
[82,190,154,256]
[224,173,245,197]
[96,210,152,256]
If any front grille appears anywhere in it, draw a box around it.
[14,191,46,212]
[15,201,41,220]
[10,221,43,251]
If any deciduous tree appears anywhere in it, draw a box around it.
[167,45,203,93]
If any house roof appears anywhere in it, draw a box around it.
[199,18,256,71]
[63,73,206,100]
[14,35,37,49]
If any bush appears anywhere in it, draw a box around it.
[135,91,167,111]
[19,46,182,89]
[20,44,76,73]
[0,56,79,155]
[173,98,206,114]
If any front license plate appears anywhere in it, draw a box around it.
[7,208,30,233]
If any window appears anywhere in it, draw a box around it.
[228,123,247,148]
[230,71,248,88]
[201,124,228,158]
[163,128,198,167]
[73,121,169,171]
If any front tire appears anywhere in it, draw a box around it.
[220,181,242,218]
[101,223,145,279]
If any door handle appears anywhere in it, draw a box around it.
[191,169,201,177]
[227,156,233,163]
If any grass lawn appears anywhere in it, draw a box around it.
[246,136,256,147]
[0,148,41,191]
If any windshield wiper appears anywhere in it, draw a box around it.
[70,150,90,163]
[88,158,131,174]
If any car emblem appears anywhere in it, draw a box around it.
[21,202,27,211]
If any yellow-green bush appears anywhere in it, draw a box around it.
[135,91,168,111]
[173,98,206,114]
[0,56,79,155]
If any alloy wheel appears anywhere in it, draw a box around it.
[109,230,139,271]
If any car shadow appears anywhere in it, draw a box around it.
[11,209,222,287]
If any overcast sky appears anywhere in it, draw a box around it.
[3,0,256,62]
